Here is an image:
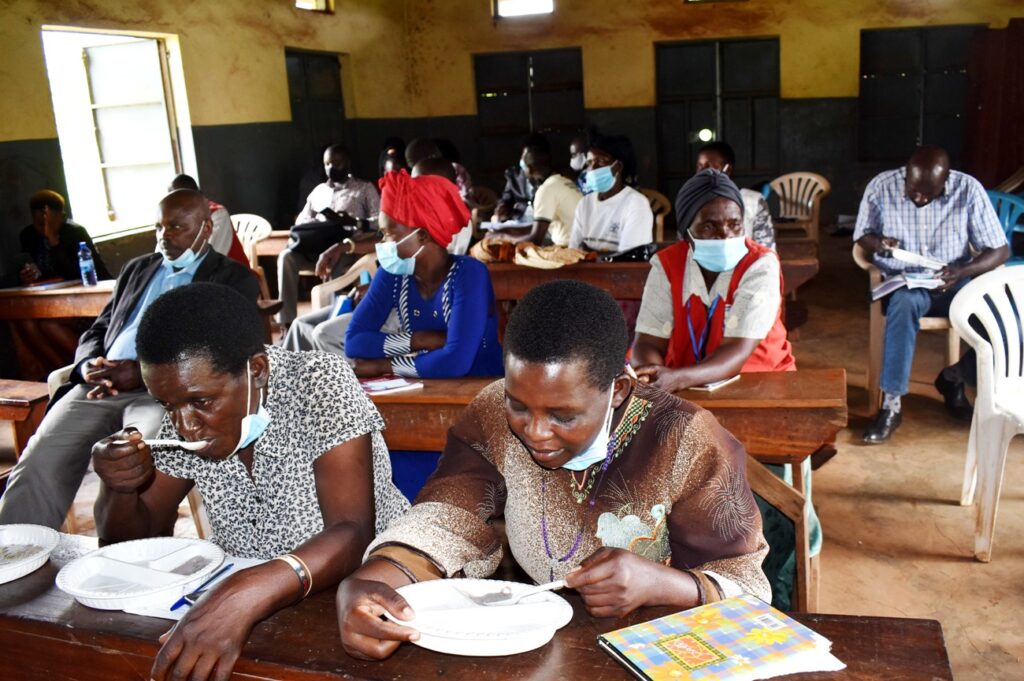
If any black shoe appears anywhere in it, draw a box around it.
[863,409,902,444]
[934,372,973,422]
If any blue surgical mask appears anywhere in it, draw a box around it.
[375,229,424,276]
[688,230,748,272]
[519,159,529,173]
[562,384,616,471]
[160,224,207,270]
[585,165,616,193]
[233,359,270,455]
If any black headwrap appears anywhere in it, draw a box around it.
[674,169,744,233]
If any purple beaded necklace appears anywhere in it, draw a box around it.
[539,429,619,580]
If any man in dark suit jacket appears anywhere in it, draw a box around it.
[0,189,259,529]
[493,133,550,223]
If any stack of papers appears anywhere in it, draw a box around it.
[360,375,424,395]
[598,594,844,680]
[871,273,944,301]
[481,219,533,231]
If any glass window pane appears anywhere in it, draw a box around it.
[495,0,553,17]
[104,163,175,226]
[93,104,172,165]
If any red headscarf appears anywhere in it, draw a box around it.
[378,169,470,248]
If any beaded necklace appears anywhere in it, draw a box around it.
[538,394,651,579]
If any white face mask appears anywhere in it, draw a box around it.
[562,384,616,471]
[159,223,208,270]
[231,359,271,455]
[569,152,586,172]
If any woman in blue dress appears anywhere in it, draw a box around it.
[346,169,503,379]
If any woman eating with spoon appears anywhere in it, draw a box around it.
[91,282,409,681]
[336,280,769,660]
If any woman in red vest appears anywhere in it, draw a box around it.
[632,169,794,391]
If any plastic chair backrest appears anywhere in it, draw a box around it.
[230,213,273,268]
[986,190,1024,244]
[993,165,1024,194]
[231,213,273,248]
[638,187,671,241]
[769,172,831,220]
[950,267,1024,385]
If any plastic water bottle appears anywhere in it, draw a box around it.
[78,242,98,286]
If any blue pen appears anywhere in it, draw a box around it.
[170,562,234,611]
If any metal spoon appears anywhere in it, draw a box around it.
[112,438,210,451]
[461,579,566,607]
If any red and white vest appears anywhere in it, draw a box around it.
[659,238,795,373]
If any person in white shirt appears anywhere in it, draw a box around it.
[490,142,582,246]
[277,144,379,326]
[568,134,653,254]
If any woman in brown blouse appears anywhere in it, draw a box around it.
[337,280,770,660]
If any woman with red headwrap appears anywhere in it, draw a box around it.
[345,169,503,379]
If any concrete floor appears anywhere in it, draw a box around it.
[3,231,1022,679]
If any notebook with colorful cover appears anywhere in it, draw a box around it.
[598,594,844,681]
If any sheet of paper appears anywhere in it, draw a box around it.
[481,220,532,231]
[689,375,740,392]
[890,248,945,270]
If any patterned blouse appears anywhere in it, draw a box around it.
[367,380,770,603]
[153,345,410,559]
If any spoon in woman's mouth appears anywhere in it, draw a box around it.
[112,438,210,451]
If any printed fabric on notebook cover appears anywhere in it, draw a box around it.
[597,594,844,681]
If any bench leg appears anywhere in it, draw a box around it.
[11,401,47,458]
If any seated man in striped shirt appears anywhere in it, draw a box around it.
[855,145,1007,443]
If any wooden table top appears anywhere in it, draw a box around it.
[372,369,848,463]
[0,551,952,680]
[486,257,817,301]
[0,280,114,320]
[0,380,50,409]
[372,368,846,410]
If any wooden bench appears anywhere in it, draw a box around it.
[0,380,49,459]
[371,368,848,611]
[0,380,79,533]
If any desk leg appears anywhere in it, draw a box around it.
[791,461,814,612]
[745,455,816,613]
[12,401,47,458]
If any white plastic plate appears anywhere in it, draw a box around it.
[56,537,224,610]
[0,524,59,585]
[386,578,573,656]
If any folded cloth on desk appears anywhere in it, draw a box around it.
[514,245,593,270]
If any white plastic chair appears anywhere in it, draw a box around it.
[230,213,273,270]
[310,253,378,311]
[950,267,1024,562]
[770,172,830,242]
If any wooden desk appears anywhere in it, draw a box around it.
[372,369,848,611]
[0,280,114,320]
[253,230,291,259]
[0,281,114,380]
[0,380,49,456]
[0,544,952,680]
[776,236,817,260]
[486,258,817,302]
[253,231,377,261]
